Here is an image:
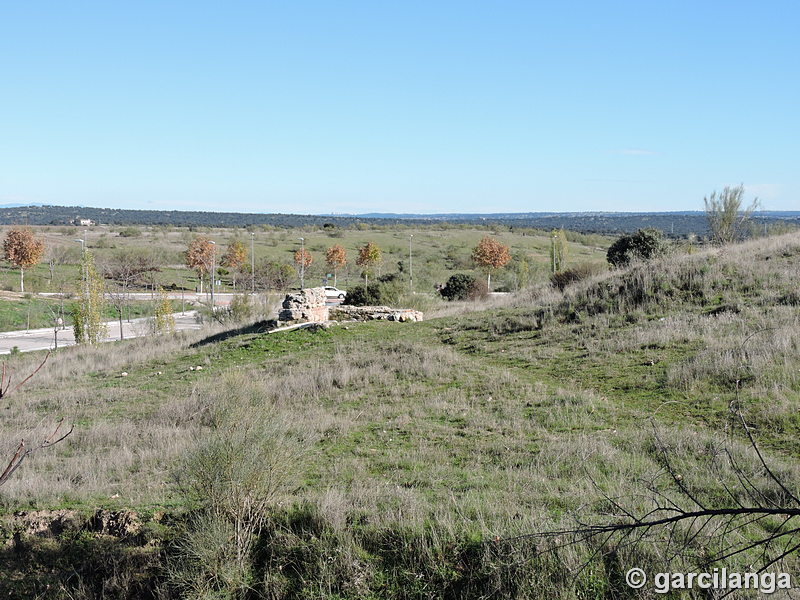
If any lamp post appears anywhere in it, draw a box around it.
[409,234,414,294]
[74,238,86,296]
[209,240,216,309]
[250,232,255,294]
[298,237,305,289]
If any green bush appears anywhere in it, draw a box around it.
[346,284,383,306]
[606,228,668,267]
[347,273,404,306]
[440,273,476,301]
[440,274,489,301]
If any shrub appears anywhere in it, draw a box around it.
[467,277,490,300]
[550,263,606,291]
[171,404,303,598]
[346,273,404,306]
[347,284,383,306]
[440,274,476,301]
[118,227,142,237]
[607,228,668,267]
[440,274,489,301]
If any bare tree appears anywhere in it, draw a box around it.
[46,244,78,288]
[0,353,73,488]
[510,415,799,598]
[100,248,162,338]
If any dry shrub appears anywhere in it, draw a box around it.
[549,263,606,291]
[170,400,307,599]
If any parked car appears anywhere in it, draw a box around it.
[324,286,347,300]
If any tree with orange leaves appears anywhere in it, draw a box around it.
[294,248,312,270]
[185,236,215,294]
[221,240,247,290]
[294,248,312,288]
[325,245,347,286]
[3,228,45,293]
[356,241,381,285]
[471,235,510,290]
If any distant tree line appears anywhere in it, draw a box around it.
[2,205,798,235]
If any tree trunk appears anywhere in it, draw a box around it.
[118,309,124,341]
[20,268,24,293]
[487,273,491,291]
[334,271,337,287]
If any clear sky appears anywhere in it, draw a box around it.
[1,1,797,214]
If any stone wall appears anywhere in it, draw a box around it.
[277,288,329,323]
[329,305,423,322]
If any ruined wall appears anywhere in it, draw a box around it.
[329,305,423,322]
[278,288,329,323]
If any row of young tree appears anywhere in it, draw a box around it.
[182,232,563,306]
[183,237,385,291]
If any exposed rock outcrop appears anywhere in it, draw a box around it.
[329,305,423,322]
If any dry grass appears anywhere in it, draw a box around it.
[1,232,799,598]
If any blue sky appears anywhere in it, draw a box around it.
[1,1,797,214]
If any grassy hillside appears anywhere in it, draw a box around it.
[1,232,799,598]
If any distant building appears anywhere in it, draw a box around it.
[74,218,95,226]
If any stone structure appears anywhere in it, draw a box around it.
[278,287,329,323]
[330,305,423,322]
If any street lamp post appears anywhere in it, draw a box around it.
[74,238,86,296]
[250,232,255,295]
[209,240,216,309]
[409,234,414,294]
[298,237,305,289]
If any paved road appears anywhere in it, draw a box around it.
[0,311,203,355]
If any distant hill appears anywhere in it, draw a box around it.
[0,205,797,236]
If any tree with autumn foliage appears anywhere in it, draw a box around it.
[325,245,347,286]
[356,241,382,285]
[185,236,215,294]
[221,240,247,291]
[3,228,45,293]
[471,235,511,290]
[294,248,312,288]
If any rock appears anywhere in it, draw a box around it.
[278,287,330,323]
[329,305,423,323]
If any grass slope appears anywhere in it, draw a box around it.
[1,233,799,598]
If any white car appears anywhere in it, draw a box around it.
[324,286,347,300]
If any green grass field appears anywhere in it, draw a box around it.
[1,232,798,599]
[0,224,610,295]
